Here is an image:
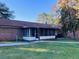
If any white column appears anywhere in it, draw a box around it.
[29,28,31,37]
[35,29,36,37]
[28,28,31,40]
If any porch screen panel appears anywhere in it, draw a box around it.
[30,28,36,37]
[23,29,29,37]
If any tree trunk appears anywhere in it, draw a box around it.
[73,30,76,39]
[63,31,67,38]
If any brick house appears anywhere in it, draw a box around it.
[0,19,61,41]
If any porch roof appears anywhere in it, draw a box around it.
[0,19,61,29]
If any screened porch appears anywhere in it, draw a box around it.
[22,28,56,40]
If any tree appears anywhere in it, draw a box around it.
[61,10,77,38]
[57,0,79,38]
[0,2,14,19]
[51,5,61,25]
[37,12,53,24]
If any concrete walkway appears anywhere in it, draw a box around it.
[0,41,79,47]
[0,42,29,47]
[34,41,79,44]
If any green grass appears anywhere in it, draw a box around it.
[0,42,79,59]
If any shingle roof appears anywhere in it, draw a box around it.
[0,19,61,29]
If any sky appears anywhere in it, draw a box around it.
[0,0,57,22]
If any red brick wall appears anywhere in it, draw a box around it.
[75,30,79,39]
[67,30,79,39]
[0,28,22,40]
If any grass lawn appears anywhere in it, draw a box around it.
[0,42,79,59]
